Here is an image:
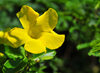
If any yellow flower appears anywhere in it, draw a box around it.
[0,5,65,54]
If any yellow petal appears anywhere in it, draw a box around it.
[0,31,4,38]
[0,31,5,44]
[4,27,27,48]
[16,5,39,31]
[37,8,58,31]
[24,39,46,54]
[40,31,65,49]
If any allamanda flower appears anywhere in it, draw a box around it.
[0,5,65,54]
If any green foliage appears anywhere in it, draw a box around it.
[88,38,100,57]
[4,46,26,60]
[0,0,100,73]
[88,47,100,57]
[3,57,28,73]
[33,50,56,61]
[77,43,90,50]
[0,45,56,73]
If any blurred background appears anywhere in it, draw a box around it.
[0,0,100,73]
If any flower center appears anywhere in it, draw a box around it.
[28,26,43,39]
[29,31,42,39]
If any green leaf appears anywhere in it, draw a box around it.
[77,43,90,50]
[95,2,100,10]
[2,46,28,72]
[69,26,79,33]
[33,50,56,61]
[4,45,26,60]
[40,51,56,60]
[88,47,100,57]
[37,66,46,73]
[2,57,28,73]
[90,39,100,47]
[89,39,100,57]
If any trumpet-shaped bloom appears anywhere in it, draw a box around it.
[0,5,65,54]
